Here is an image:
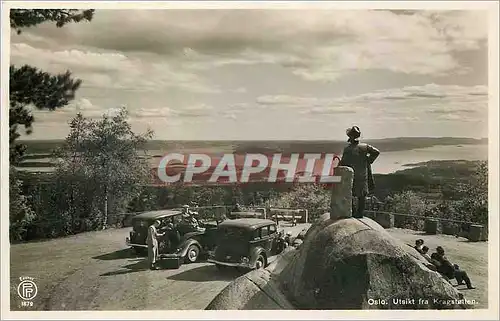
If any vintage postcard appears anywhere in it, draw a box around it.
[1,1,499,320]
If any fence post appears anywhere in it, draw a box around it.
[255,207,266,219]
[374,212,394,228]
[330,166,353,220]
[469,224,486,242]
[424,218,439,235]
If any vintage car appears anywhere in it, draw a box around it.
[125,209,219,263]
[208,218,286,270]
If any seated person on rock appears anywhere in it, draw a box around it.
[421,246,432,261]
[419,246,438,271]
[431,246,475,289]
[454,264,474,289]
[414,239,425,254]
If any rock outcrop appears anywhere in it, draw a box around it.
[206,216,470,310]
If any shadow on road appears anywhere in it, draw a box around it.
[100,259,150,276]
[93,248,141,261]
[167,265,244,282]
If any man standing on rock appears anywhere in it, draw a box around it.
[339,126,380,218]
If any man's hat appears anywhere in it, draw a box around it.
[182,205,190,208]
[346,126,361,139]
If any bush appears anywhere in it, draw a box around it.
[451,161,488,225]
[9,167,36,242]
[384,190,428,230]
[269,184,330,221]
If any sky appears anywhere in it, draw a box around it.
[10,8,490,140]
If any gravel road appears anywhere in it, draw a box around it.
[9,224,488,310]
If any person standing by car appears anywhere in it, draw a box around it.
[147,220,165,270]
[339,126,380,218]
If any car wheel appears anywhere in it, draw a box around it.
[255,254,266,270]
[185,244,200,263]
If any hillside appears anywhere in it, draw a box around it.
[373,160,482,200]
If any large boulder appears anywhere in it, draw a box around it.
[205,266,294,310]
[206,216,470,310]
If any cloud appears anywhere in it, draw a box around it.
[437,114,471,121]
[256,84,488,119]
[130,103,246,122]
[131,103,229,120]
[233,87,248,93]
[132,107,174,118]
[12,9,488,82]
[228,102,252,111]
[355,84,488,102]
[222,112,238,120]
[10,43,221,94]
[30,98,111,123]
[172,104,214,117]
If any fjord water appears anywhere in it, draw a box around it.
[371,144,488,174]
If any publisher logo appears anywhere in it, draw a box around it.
[17,277,37,303]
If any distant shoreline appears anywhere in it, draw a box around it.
[16,137,488,154]
[401,159,484,167]
[13,137,488,176]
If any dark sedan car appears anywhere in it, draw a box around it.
[125,209,218,264]
[208,218,285,270]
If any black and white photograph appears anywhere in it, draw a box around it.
[1,1,498,319]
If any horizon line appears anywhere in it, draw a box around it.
[16,136,489,142]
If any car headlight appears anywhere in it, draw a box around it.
[240,256,249,263]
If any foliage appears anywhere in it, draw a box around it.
[383,190,429,230]
[127,187,159,213]
[10,9,94,33]
[451,161,488,224]
[41,108,154,235]
[15,155,488,240]
[9,9,94,164]
[192,186,229,206]
[269,184,330,220]
[381,161,488,229]
[9,167,36,242]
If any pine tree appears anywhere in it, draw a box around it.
[9,9,95,164]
